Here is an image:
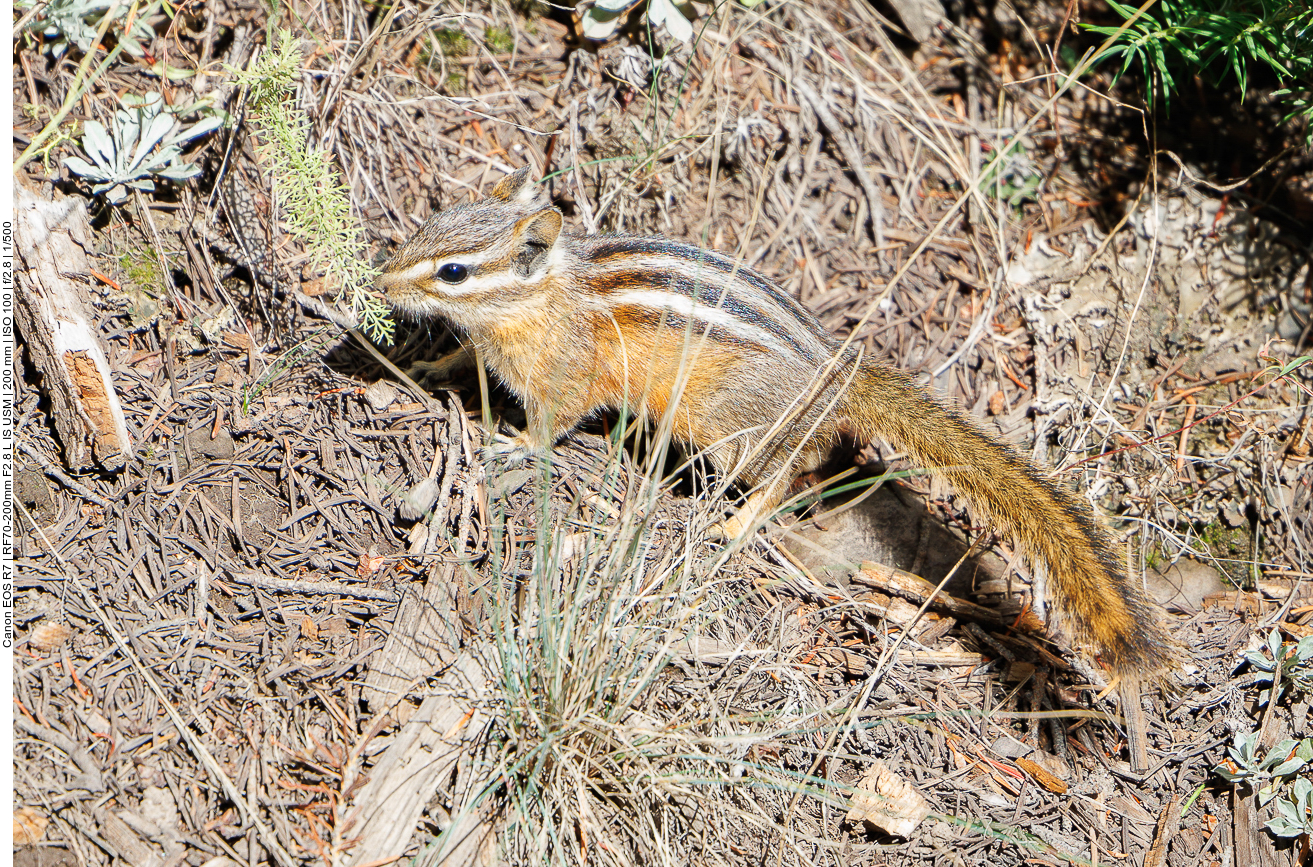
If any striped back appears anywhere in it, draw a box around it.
[574,236,838,368]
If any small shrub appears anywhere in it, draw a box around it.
[1088,0,1313,141]
[17,0,159,57]
[231,31,393,344]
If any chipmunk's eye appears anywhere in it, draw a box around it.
[437,263,468,284]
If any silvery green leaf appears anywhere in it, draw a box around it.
[130,111,178,173]
[81,121,116,171]
[1266,815,1300,837]
[1212,763,1248,782]
[149,144,183,167]
[148,61,197,81]
[1265,740,1301,769]
[1271,756,1307,776]
[168,115,223,144]
[62,156,106,180]
[647,0,693,42]
[1244,649,1275,671]
[1232,731,1258,762]
[152,162,200,181]
[116,121,143,169]
[592,0,640,10]
[128,178,156,193]
[118,33,147,57]
[580,6,626,40]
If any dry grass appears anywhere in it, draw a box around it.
[12,0,1313,865]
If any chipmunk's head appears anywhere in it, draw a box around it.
[378,167,565,324]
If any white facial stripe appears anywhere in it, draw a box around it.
[602,289,790,355]
[392,260,435,282]
[392,248,508,278]
[423,272,522,296]
[447,247,513,269]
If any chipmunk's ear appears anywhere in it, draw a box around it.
[490,167,544,207]
[510,207,563,276]
[518,208,562,247]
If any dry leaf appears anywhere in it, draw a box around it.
[363,380,399,412]
[14,807,49,845]
[846,760,931,838]
[356,547,386,578]
[320,615,350,638]
[29,621,73,652]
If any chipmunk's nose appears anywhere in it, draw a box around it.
[374,270,403,297]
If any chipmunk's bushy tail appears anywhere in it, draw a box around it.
[841,364,1175,677]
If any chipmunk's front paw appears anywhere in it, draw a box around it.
[404,360,451,388]
[707,512,752,543]
[482,431,537,467]
[405,349,473,387]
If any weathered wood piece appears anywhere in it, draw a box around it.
[345,646,498,867]
[346,554,500,867]
[14,185,132,471]
[359,562,462,713]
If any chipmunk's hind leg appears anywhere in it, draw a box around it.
[711,443,827,541]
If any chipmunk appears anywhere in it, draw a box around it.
[378,167,1175,678]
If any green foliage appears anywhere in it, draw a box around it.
[231,31,394,344]
[1214,630,1313,843]
[1260,353,1313,398]
[433,28,471,57]
[116,246,164,328]
[581,0,696,42]
[242,332,326,412]
[981,140,1044,209]
[63,92,220,204]
[1243,629,1313,705]
[18,0,160,58]
[418,29,471,93]
[485,26,514,55]
[1214,730,1310,790]
[1087,0,1313,139]
[21,104,79,172]
[1268,777,1313,839]
[1215,732,1313,836]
